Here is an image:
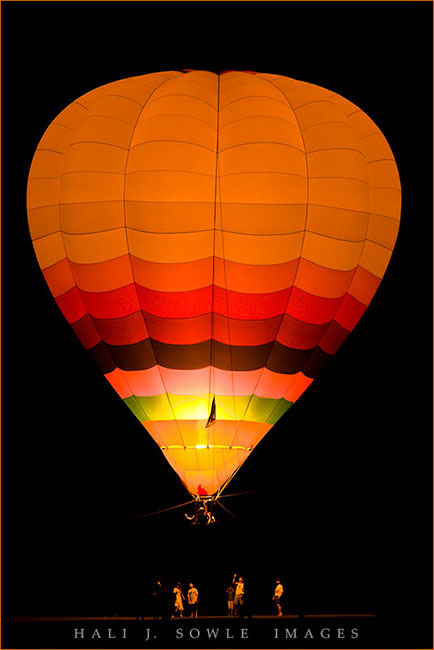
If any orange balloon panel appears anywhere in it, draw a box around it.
[27,70,401,497]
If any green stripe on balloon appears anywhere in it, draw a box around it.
[123,393,292,424]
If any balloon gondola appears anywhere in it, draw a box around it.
[184,496,216,526]
[27,70,401,505]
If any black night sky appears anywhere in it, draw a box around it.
[2,2,432,649]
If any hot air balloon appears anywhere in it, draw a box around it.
[27,70,401,507]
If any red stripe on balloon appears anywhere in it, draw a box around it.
[80,284,141,319]
[138,313,211,346]
[137,285,212,319]
[65,284,295,321]
[57,284,361,336]
[287,287,343,324]
[215,286,291,320]
[334,294,367,330]
[70,312,335,350]
[55,287,87,322]
[137,285,292,320]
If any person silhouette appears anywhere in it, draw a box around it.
[173,582,185,617]
[226,584,235,616]
[272,579,283,616]
[233,576,245,617]
[187,583,199,617]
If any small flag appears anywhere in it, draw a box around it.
[206,396,216,428]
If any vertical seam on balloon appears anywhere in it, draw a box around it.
[208,74,220,422]
[214,74,239,449]
[214,74,236,483]
[220,213,239,447]
[227,75,310,448]
[121,72,186,445]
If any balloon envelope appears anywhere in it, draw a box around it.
[27,71,401,497]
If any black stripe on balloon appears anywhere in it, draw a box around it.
[88,339,331,377]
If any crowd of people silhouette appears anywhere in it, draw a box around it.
[140,575,284,620]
